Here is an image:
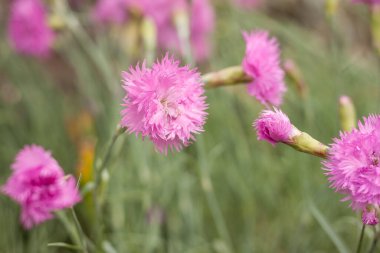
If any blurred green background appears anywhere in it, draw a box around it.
[1,0,380,252]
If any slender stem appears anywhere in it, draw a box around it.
[56,0,117,96]
[202,66,252,89]
[195,138,233,252]
[92,126,126,248]
[94,126,126,190]
[369,229,379,253]
[70,208,89,253]
[47,242,82,251]
[356,224,366,253]
[55,211,82,250]
[286,131,329,159]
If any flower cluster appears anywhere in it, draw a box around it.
[190,0,215,62]
[324,115,380,224]
[242,31,286,107]
[121,55,208,154]
[93,0,128,24]
[2,145,81,229]
[93,0,215,62]
[7,0,55,57]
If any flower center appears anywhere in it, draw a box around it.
[160,98,180,119]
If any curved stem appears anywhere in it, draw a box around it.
[94,126,126,190]
[195,137,233,252]
[70,208,90,253]
[55,211,82,251]
[92,126,126,248]
[356,224,366,253]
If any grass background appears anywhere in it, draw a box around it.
[1,0,380,252]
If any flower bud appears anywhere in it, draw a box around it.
[372,6,380,55]
[325,0,340,17]
[141,17,157,65]
[254,109,329,158]
[339,95,356,132]
[362,206,379,226]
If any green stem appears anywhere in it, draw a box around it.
[70,208,89,253]
[94,126,126,190]
[57,0,117,96]
[369,229,379,253]
[356,224,366,253]
[56,211,82,250]
[286,131,329,159]
[92,126,126,248]
[202,66,252,89]
[195,137,233,252]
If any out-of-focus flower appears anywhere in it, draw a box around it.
[232,0,262,9]
[254,108,293,145]
[362,206,379,225]
[121,55,208,154]
[93,0,128,25]
[324,115,380,224]
[242,31,286,107]
[7,0,55,57]
[2,145,81,229]
[129,0,187,51]
[352,0,380,5]
[190,0,215,62]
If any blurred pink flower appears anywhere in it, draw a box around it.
[362,207,379,225]
[254,109,293,145]
[121,55,208,154]
[352,0,380,5]
[93,0,128,25]
[190,0,215,62]
[7,0,55,57]
[233,0,262,9]
[131,0,187,51]
[2,145,81,229]
[242,31,286,107]
[324,115,380,224]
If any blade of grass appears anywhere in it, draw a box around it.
[309,201,350,253]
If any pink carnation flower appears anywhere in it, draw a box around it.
[324,115,380,224]
[253,109,293,145]
[121,55,208,154]
[7,0,55,57]
[2,145,81,229]
[242,31,286,107]
[352,0,380,5]
[93,0,128,25]
[190,0,215,62]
